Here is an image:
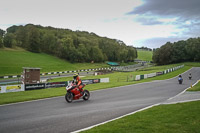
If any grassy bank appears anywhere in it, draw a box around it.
[0,47,108,76]
[49,63,190,91]
[82,100,200,133]
[0,63,191,105]
[136,50,153,61]
[187,80,200,91]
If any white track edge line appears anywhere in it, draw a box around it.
[167,78,200,101]
[0,66,192,107]
[162,98,200,105]
[72,67,198,133]
[71,103,161,133]
[0,95,64,107]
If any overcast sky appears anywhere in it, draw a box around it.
[0,0,200,48]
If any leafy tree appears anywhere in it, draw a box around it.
[15,27,29,48]
[4,24,137,63]
[0,29,5,36]
[0,36,3,48]
[153,37,200,65]
[77,44,89,62]
[28,27,41,53]
[3,33,16,48]
[89,47,104,62]
[0,29,4,48]
[41,32,57,54]
[152,48,160,63]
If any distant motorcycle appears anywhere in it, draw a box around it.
[189,73,192,80]
[178,77,183,84]
[65,82,90,103]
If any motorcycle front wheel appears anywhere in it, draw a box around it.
[83,90,90,101]
[65,92,73,103]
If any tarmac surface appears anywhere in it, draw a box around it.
[162,90,200,104]
[0,67,200,133]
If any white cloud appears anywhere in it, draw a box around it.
[0,0,199,48]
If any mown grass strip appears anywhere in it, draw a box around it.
[0,64,191,105]
[0,87,65,105]
[187,80,200,91]
[136,50,153,61]
[81,100,200,133]
[0,48,109,76]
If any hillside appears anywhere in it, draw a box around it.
[0,47,109,76]
[136,50,153,61]
[1,24,137,63]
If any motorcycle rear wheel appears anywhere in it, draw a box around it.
[65,92,73,103]
[83,90,90,101]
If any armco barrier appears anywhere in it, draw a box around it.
[24,78,109,91]
[0,84,24,93]
[0,67,112,79]
[100,78,109,83]
[144,74,148,79]
[140,75,144,80]
[1,78,110,93]
[135,75,140,81]
[25,83,46,91]
[135,65,184,81]
[147,73,156,78]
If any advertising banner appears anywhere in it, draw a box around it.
[24,79,102,91]
[156,71,163,76]
[45,82,67,88]
[25,83,45,91]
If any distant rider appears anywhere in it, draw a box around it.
[73,73,84,94]
[178,75,182,81]
[189,73,192,80]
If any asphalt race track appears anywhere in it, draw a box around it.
[0,67,200,133]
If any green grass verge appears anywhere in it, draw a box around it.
[136,50,153,61]
[50,63,190,91]
[0,87,65,105]
[0,47,109,76]
[82,100,200,133]
[187,80,200,91]
[0,63,191,105]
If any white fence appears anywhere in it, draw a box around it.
[135,65,184,81]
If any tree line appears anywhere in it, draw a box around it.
[0,24,137,63]
[136,46,152,51]
[152,38,200,65]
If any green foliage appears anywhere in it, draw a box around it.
[3,24,137,63]
[0,28,5,48]
[153,38,200,65]
[3,33,17,48]
[28,27,41,53]
[0,36,3,48]
[0,29,5,36]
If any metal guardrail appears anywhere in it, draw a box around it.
[0,67,111,79]
[0,78,109,93]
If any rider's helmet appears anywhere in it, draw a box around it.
[73,73,79,80]
[179,75,182,77]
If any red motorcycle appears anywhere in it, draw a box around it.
[65,82,90,103]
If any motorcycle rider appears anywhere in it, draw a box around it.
[189,73,192,80]
[178,75,182,80]
[73,73,84,94]
[178,74,183,83]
